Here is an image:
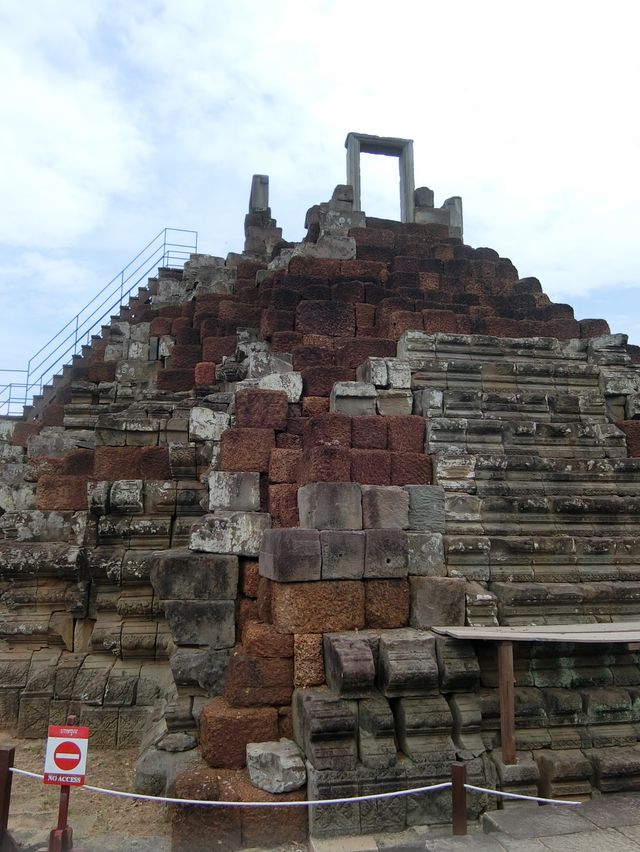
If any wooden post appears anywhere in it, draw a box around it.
[451,761,467,836]
[48,716,76,852]
[498,640,516,764]
[0,747,20,852]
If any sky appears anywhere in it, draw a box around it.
[1,0,639,401]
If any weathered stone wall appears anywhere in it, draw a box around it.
[2,180,640,846]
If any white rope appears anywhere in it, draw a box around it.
[9,768,451,808]
[464,783,581,806]
[9,767,583,808]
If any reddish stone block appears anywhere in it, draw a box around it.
[171,769,242,852]
[422,309,459,334]
[579,318,610,338]
[301,334,334,349]
[36,476,87,510]
[11,422,40,448]
[297,446,352,484]
[271,331,303,352]
[296,300,355,337]
[340,259,387,282]
[288,256,341,277]
[156,305,182,317]
[257,577,272,623]
[235,389,288,430]
[39,403,65,428]
[219,428,276,473]
[303,413,352,449]
[355,303,377,331]
[302,396,330,416]
[171,317,192,334]
[87,362,116,383]
[539,318,580,339]
[170,345,202,368]
[149,316,173,336]
[335,337,396,369]
[271,580,365,633]
[278,706,294,739]
[237,598,259,633]
[352,415,388,449]
[199,698,279,768]
[223,649,293,707]
[201,335,236,363]
[331,280,365,303]
[23,456,62,481]
[174,327,200,345]
[349,227,395,249]
[156,368,195,392]
[269,449,302,483]
[386,416,425,454]
[140,446,171,480]
[301,366,354,397]
[618,421,640,457]
[350,449,391,485]
[292,345,335,370]
[365,578,410,628]
[386,310,424,340]
[59,449,94,476]
[276,432,303,449]
[233,772,307,847]
[94,446,143,479]
[260,309,294,338]
[294,633,325,688]
[242,621,294,658]
[218,301,263,327]
[236,259,267,279]
[194,362,216,385]
[268,484,299,528]
[391,452,432,485]
[240,559,259,598]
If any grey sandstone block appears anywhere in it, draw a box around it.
[320,530,365,580]
[246,739,306,793]
[260,528,321,582]
[298,482,363,530]
[407,532,446,575]
[164,600,235,649]
[293,688,357,772]
[189,511,271,556]
[358,693,397,769]
[323,635,376,698]
[169,647,231,694]
[361,485,409,529]
[207,471,260,511]
[110,480,144,514]
[364,529,409,578]
[330,381,377,416]
[188,407,230,441]
[378,630,439,697]
[404,485,445,532]
[410,576,466,629]
[151,549,239,600]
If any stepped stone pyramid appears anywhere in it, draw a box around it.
[3,134,640,847]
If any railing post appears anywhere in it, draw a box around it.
[451,761,467,836]
[0,747,19,852]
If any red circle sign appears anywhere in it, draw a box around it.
[53,741,81,772]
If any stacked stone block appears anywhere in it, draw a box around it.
[2,174,640,847]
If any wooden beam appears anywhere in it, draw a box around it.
[498,640,516,764]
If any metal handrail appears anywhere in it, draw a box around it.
[0,228,197,417]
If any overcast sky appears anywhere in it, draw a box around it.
[1,0,639,398]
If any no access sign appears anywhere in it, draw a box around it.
[43,724,90,786]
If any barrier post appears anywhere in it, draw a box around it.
[451,762,467,836]
[48,716,77,852]
[0,747,19,852]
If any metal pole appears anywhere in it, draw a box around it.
[451,761,467,836]
[0,747,19,851]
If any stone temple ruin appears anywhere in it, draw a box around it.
[2,133,640,848]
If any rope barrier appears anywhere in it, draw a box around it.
[9,768,451,808]
[10,767,582,808]
[464,783,581,806]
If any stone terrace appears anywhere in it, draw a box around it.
[2,167,640,848]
